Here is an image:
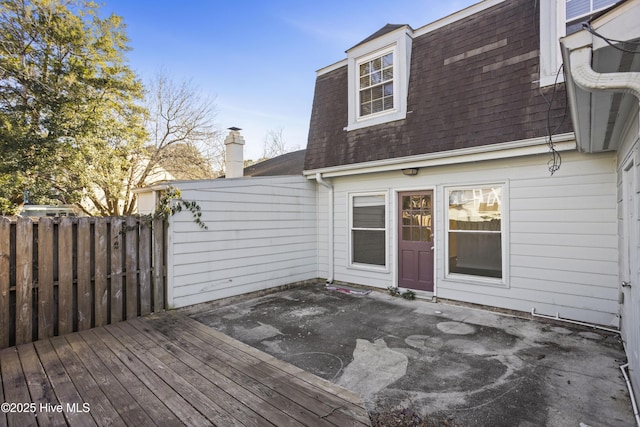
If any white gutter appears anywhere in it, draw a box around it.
[315,173,334,284]
[569,46,640,100]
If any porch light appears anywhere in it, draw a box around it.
[402,168,419,176]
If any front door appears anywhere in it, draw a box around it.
[398,191,434,291]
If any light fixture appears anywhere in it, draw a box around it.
[402,168,419,176]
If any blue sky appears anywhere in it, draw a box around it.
[101,0,477,160]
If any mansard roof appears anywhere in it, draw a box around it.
[304,0,573,171]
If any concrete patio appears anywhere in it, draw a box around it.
[191,283,636,427]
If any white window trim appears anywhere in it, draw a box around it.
[540,0,567,87]
[443,182,509,287]
[346,27,412,131]
[347,191,389,272]
[540,0,618,87]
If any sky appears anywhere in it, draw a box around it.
[100,0,478,160]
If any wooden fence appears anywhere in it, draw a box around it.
[0,216,166,349]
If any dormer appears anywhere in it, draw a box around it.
[345,24,413,131]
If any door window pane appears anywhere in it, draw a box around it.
[401,194,432,243]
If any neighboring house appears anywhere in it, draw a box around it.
[243,149,306,177]
[82,156,176,215]
[303,0,626,327]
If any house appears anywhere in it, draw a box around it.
[300,0,639,406]
[159,0,638,408]
[303,0,623,324]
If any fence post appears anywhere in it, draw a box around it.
[0,218,11,348]
[38,218,55,339]
[15,218,33,345]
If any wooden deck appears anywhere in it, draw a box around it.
[0,312,371,426]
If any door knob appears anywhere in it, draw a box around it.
[622,281,631,288]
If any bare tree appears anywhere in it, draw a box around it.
[261,128,287,159]
[83,71,221,215]
[140,72,219,181]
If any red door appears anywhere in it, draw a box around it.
[398,191,434,291]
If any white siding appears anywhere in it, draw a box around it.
[316,150,619,325]
[167,176,317,308]
[616,104,640,406]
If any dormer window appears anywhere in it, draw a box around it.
[359,51,394,117]
[346,25,412,131]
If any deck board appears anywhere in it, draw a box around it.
[15,343,66,427]
[0,311,371,426]
[154,314,369,426]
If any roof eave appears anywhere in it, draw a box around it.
[303,134,576,178]
[560,0,640,153]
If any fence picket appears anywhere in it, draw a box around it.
[0,218,11,348]
[125,217,138,320]
[139,221,151,316]
[110,218,123,323]
[77,218,92,331]
[0,216,166,349]
[94,218,108,327]
[38,218,55,339]
[15,218,33,345]
[58,218,73,335]
[152,219,164,312]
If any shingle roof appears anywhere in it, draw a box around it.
[348,24,409,51]
[304,0,573,171]
[243,149,306,177]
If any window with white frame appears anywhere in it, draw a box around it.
[346,25,412,131]
[539,0,618,86]
[446,186,503,280]
[350,193,387,267]
[359,51,394,117]
[565,0,618,34]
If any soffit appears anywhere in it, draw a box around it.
[562,0,640,153]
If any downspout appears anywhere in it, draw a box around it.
[315,173,334,284]
[569,46,640,99]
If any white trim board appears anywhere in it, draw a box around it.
[304,134,576,178]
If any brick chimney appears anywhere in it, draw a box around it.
[224,127,245,178]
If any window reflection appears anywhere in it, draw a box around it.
[447,187,502,279]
